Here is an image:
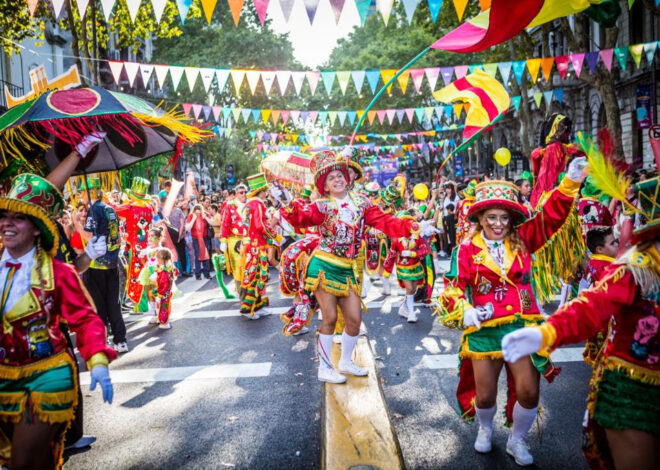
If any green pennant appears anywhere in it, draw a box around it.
[629,43,644,68]
[482,63,499,77]
[615,46,629,70]
[468,64,484,73]
[533,92,543,108]
[511,96,522,111]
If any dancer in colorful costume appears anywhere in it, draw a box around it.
[579,176,614,236]
[220,183,248,295]
[114,177,154,313]
[530,113,584,208]
[436,157,587,466]
[0,174,116,468]
[503,176,660,470]
[240,173,277,319]
[383,210,429,323]
[456,180,477,244]
[276,151,429,384]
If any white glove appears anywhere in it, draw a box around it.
[463,308,481,329]
[149,272,158,282]
[420,220,436,237]
[269,185,283,200]
[84,236,106,260]
[566,156,588,182]
[475,303,494,321]
[220,241,228,252]
[501,327,543,363]
[75,131,106,158]
[401,250,412,257]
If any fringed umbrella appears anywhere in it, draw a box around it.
[261,150,314,187]
[0,86,212,177]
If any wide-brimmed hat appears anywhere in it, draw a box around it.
[467,180,529,223]
[463,179,478,200]
[631,177,660,244]
[342,146,363,184]
[126,176,151,202]
[246,172,268,198]
[310,150,349,196]
[381,175,406,208]
[0,173,63,255]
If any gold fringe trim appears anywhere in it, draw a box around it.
[30,390,76,406]
[459,348,504,360]
[603,356,660,385]
[304,270,360,298]
[462,314,546,335]
[134,106,214,144]
[0,352,74,381]
[532,206,586,304]
[0,125,50,171]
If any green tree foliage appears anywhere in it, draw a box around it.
[0,1,48,54]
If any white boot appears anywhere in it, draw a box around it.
[381,276,391,295]
[337,332,368,376]
[147,302,158,324]
[474,405,496,453]
[398,302,408,319]
[405,294,417,323]
[318,365,347,383]
[506,403,537,466]
[317,333,346,384]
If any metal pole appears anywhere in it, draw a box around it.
[91,0,98,85]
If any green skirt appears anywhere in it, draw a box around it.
[305,254,359,297]
[594,368,660,435]
[396,262,424,282]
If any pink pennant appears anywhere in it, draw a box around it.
[570,52,585,78]
[281,110,290,125]
[27,0,39,16]
[405,108,414,123]
[454,65,468,79]
[425,67,440,90]
[386,109,396,124]
[329,0,345,24]
[377,110,386,125]
[306,71,321,95]
[600,48,614,71]
[279,0,295,21]
[409,69,425,93]
[309,110,318,124]
[182,103,193,117]
[212,106,222,121]
[253,0,270,26]
[555,55,570,79]
[192,104,203,119]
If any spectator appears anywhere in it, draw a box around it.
[185,203,212,280]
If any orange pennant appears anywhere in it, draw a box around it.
[227,0,244,26]
[478,0,491,11]
[526,58,541,83]
[271,110,281,124]
[367,110,377,124]
[201,0,218,23]
[540,57,554,81]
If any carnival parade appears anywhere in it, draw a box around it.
[0,0,658,468]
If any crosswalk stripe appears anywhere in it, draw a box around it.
[419,347,586,370]
[80,362,273,385]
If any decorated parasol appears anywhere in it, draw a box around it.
[0,86,212,178]
[260,150,314,187]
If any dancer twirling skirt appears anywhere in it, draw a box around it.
[436,157,587,466]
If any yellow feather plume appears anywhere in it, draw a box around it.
[577,132,639,215]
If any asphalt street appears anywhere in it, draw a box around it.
[67,262,592,469]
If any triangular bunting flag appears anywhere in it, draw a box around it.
[108,61,124,85]
[27,0,39,16]
[271,110,281,124]
[402,0,420,23]
[511,95,521,111]
[554,88,564,103]
[151,0,167,22]
[427,0,443,22]
[176,0,193,23]
[51,0,66,18]
[367,111,377,125]
[245,71,261,94]
[497,62,512,83]
[192,104,202,119]
[366,70,380,94]
[570,52,585,77]
[614,47,628,70]
[230,69,246,94]
[329,0,346,24]
[351,70,366,94]
[290,110,301,123]
[377,0,394,25]
[376,110,386,125]
[76,0,90,18]
[410,69,425,93]
[321,71,336,95]
[261,71,276,95]
[212,106,222,122]
[199,68,215,92]
[396,109,405,124]
[306,71,320,95]
[276,71,291,95]
[227,0,244,25]
[139,64,154,88]
[511,60,526,84]
[540,57,554,81]
[153,65,169,88]
[126,0,141,21]
[215,69,230,91]
[453,0,468,21]
[629,43,644,68]
[425,67,440,90]
[201,0,218,23]
[241,109,251,124]
[331,111,340,126]
[279,0,295,22]
[438,67,453,87]
[169,66,185,90]
[405,108,415,123]
[281,110,290,125]
[184,67,200,92]
[644,41,657,65]
[124,62,140,87]
[381,69,397,94]
[396,70,410,94]
[253,0,270,26]
[291,71,306,95]
[533,92,543,108]
[482,63,499,78]
[468,64,483,73]
[414,107,425,123]
[261,109,271,124]
[386,109,396,124]
[543,90,553,105]
[336,71,351,95]
[585,51,599,74]
[182,103,193,117]
[318,111,328,125]
[231,108,241,123]
[347,111,357,125]
[452,103,463,118]
[355,0,371,25]
[424,106,434,122]
[454,65,468,79]
[526,58,541,83]
[302,0,321,24]
[555,55,570,79]
[600,49,614,71]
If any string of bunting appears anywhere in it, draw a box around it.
[254,137,459,156]
[107,40,659,97]
[29,0,497,28]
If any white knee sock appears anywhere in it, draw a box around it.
[317,333,335,370]
[406,294,415,313]
[511,402,538,440]
[475,404,497,430]
[340,332,359,364]
[148,301,156,315]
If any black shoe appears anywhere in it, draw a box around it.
[195,274,202,280]
[205,273,212,279]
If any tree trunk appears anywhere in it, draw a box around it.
[65,0,86,85]
[508,40,534,158]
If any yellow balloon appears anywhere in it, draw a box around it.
[413,183,429,201]
[494,147,511,166]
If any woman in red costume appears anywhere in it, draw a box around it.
[276,151,431,384]
[437,157,587,466]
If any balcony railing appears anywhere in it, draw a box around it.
[0,79,24,110]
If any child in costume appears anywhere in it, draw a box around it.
[274,151,431,384]
[0,174,115,469]
[456,179,477,244]
[436,157,587,466]
[151,248,177,329]
[383,210,430,323]
[138,227,165,323]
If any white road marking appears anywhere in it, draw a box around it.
[80,362,273,385]
[420,347,586,370]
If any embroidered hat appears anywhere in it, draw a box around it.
[341,146,364,183]
[467,180,529,223]
[310,150,349,196]
[246,172,269,198]
[0,173,63,255]
[381,175,406,208]
[126,176,151,202]
[631,176,660,244]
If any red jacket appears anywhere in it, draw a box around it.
[383,234,430,275]
[245,198,276,246]
[220,200,248,241]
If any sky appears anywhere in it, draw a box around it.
[267,0,363,68]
